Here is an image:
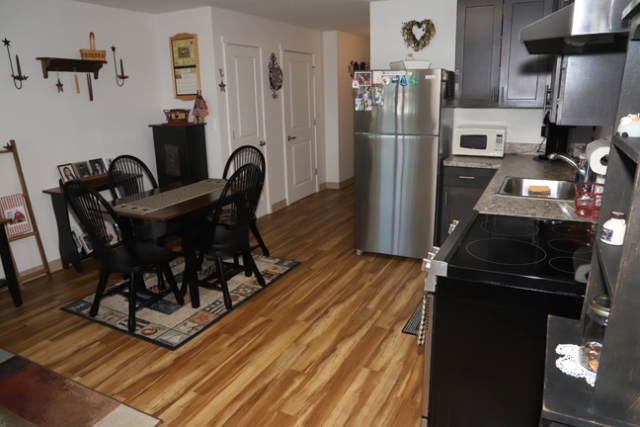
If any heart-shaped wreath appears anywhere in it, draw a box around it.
[401,20,436,52]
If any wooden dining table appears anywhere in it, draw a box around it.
[111,178,227,308]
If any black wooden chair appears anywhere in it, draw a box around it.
[107,155,181,245]
[64,179,184,332]
[195,164,266,309]
[222,146,270,256]
[108,155,182,289]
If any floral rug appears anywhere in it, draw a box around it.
[0,348,161,427]
[62,254,299,350]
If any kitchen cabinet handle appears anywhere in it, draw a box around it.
[260,140,266,146]
[458,176,476,180]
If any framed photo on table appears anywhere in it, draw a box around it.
[73,161,92,179]
[169,33,201,101]
[79,233,93,254]
[89,158,107,175]
[58,164,77,182]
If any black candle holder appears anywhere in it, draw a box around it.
[111,46,129,86]
[3,38,28,89]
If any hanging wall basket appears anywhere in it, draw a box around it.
[401,20,436,52]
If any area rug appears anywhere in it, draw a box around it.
[402,301,423,336]
[0,348,161,427]
[62,254,299,350]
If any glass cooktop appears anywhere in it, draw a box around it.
[447,214,595,295]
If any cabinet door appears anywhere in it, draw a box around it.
[455,0,503,107]
[499,0,553,108]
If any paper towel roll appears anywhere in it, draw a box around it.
[587,139,610,176]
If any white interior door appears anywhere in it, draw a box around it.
[225,43,269,217]
[283,51,317,205]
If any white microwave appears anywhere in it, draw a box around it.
[452,127,506,157]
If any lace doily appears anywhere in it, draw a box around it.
[555,344,596,387]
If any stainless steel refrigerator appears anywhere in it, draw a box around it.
[354,68,454,259]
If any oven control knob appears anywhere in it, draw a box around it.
[422,247,440,271]
[448,219,460,235]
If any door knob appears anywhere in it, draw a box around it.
[288,136,296,141]
[260,140,266,146]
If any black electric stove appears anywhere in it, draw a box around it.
[446,213,595,296]
[423,212,595,427]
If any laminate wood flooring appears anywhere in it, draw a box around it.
[0,185,426,426]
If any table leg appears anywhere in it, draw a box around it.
[49,193,83,273]
[180,217,200,308]
[0,225,22,307]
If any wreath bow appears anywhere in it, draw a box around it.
[401,20,436,52]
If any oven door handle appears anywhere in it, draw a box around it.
[424,210,478,293]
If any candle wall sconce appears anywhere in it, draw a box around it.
[3,38,28,89]
[111,46,128,86]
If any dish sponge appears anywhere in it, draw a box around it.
[528,185,551,197]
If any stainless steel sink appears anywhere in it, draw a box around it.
[498,177,575,200]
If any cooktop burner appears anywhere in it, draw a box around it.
[467,238,546,265]
[448,214,595,295]
[480,217,539,237]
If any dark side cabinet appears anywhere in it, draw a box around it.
[437,166,496,245]
[150,124,208,187]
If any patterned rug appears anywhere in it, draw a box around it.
[62,254,299,350]
[0,348,161,427]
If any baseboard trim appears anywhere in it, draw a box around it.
[325,177,354,190]
[271,199,287,213]
[318,182,327,191]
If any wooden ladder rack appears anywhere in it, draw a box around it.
[0,140,50,288]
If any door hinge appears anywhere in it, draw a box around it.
[314,119,316,126]
[312,66,316,75]
[232,130,235,140]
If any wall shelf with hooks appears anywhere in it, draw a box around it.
[35,57,107,79]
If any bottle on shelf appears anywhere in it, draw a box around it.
[601,211,626,245]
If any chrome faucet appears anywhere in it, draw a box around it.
[547,153,588,180]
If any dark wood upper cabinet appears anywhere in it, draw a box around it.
[455,0,554,108]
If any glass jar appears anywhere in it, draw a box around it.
[581,294,610,373]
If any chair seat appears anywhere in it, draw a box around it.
[204,225,251,254]
[99,241,178,274]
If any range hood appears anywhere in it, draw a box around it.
[520,0,629,54]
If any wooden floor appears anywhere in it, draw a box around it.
[0,185,426,426]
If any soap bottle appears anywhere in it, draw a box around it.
[601,211,626,245]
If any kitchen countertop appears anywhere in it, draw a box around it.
[444,154,591,222]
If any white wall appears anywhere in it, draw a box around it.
[337,32,369,182]
[1,0,163,276]
[370,0,456,70]
[323,31,369,185]
[370,0,545,144]
[323,32,340,183]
